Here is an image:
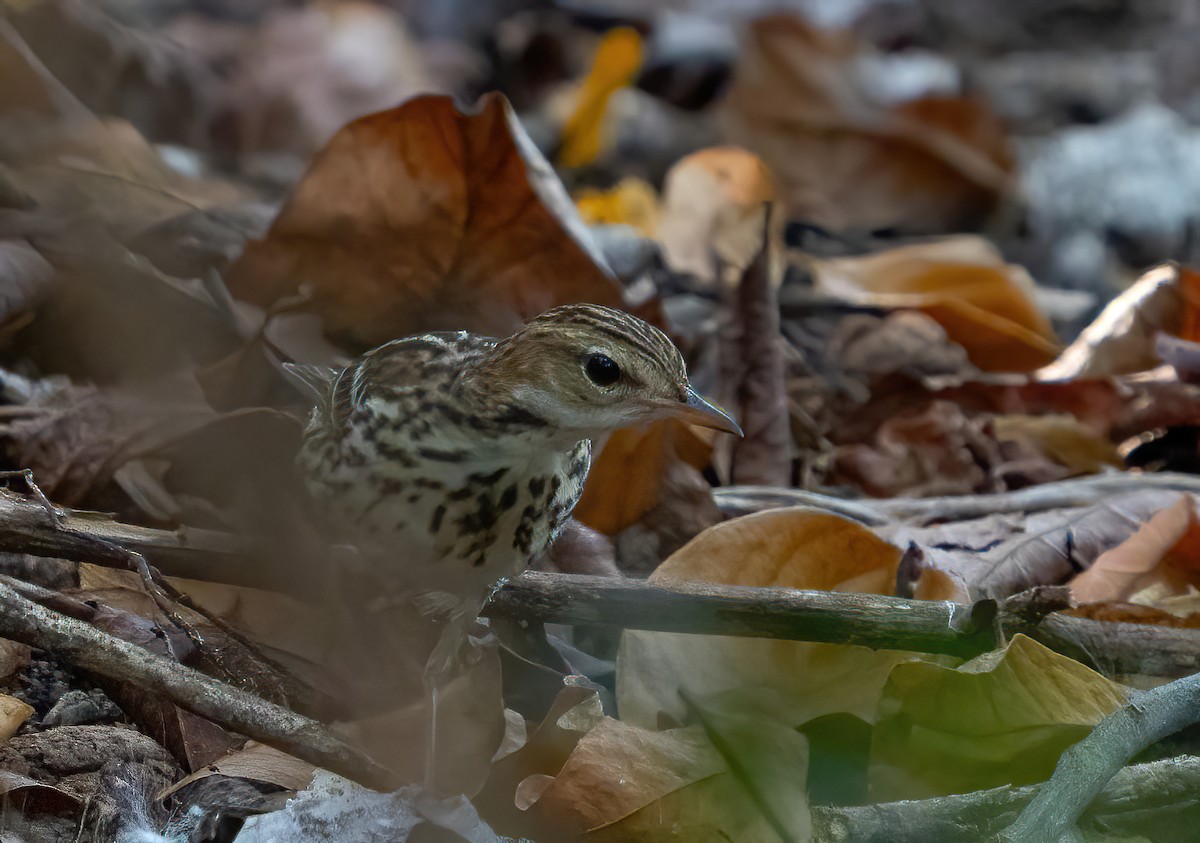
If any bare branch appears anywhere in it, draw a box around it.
[486,573,1200,677]
[1001,673,1200,842]
[488,571,996,658]
[0,579,395,790]
[0,488,1197,676]
[815,755,1200,843]
[716,472,1200,524]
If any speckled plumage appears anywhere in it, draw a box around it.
[291,304,740,603]
[294,330,587,599]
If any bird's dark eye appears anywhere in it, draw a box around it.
[584,353,621,387]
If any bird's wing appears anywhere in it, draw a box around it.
[338,332,496,426]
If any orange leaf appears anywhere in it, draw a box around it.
[1039,263,1185,380]
[1069,495,1200,604]
[617,509,930,732]
[658,146,781,288]
[558,27,643,169]
[1178,265,1200,342]
[572,419,712,536]
[574,177,660,236]
[226,93,635,350]
[812,237,1059,372]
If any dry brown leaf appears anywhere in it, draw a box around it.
[227,93,638,351]
[7,0,218,148]
[74,565,297,771]
[657,147,781,289]
[617,508,940,732]
[869,635,1127,800]
[725,211,790,487]
[166,577,334,674]
[477,685,605,838]
[161,740,316,799]
[1069,495,1200,605]
[832,400,994,498]
[0,376,214,508]
[573,419,712,536]
[0,769,80,813]
[725,15,1013,234]
[811,237,1058,372]
[991,414,1121,475]
[883,487,1189,599]
[1039,263,1185,380]
[2,113,243,246]
[531,719,786,842]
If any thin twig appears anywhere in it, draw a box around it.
[0,482,297,700]
[1001,672,1200,842]
[0,579,395,789]
[0,489,1197,675]
[485,573,1200,676]
[0,468,62,526]
[487,572,997,658]
[814,755,1200,843]
[715,472,1200,525]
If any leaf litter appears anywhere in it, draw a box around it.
[0,2,1200,841]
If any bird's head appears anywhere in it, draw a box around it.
[480,304,742,438]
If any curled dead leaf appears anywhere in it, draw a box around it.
[1039,263,1186,380]
[657,147,781,289]
[573,419,712,537]
[810,237,1058,372]
[991,414,1121,476]
[617,508,940,733]
[724,208,790,487]
[227,93,637,351]
[160,740,316,800]
[532,718,786,842]
[476,684,604,837]
[0,769,80,814]
[1069,495,1200,607]
[832,400,994,498]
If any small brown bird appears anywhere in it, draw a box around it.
[288,303,739,788]
[288,303,741,604]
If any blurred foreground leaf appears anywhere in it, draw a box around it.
[869,634,1127,800]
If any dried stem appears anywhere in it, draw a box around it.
[487,572,1200,675]
[0,489,1198,675]
[814,755,1200,842]
[1001,672,1200,842]
[715,472,1200,524]
[0,579,395,789]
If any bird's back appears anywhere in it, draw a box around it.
[296,331,590,597]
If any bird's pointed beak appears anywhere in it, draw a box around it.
[677,387,743,437]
